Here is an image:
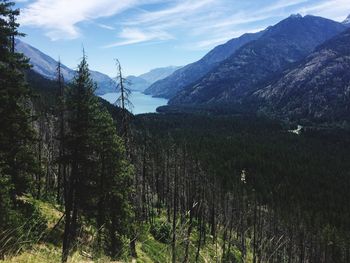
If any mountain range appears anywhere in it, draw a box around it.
[169,15,347,106]
[152,14,350,123]
[17,12,350,123]
[16,39,178,95]
[15,39,115,95]
[255,28,350,122]
[144,31,264,98]
[125,66,181,92]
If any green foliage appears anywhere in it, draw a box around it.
[0,1,41,257]
[222,246,243,263]
[59,52,134,261]
[133,112,350,262]
[0,0,36,193]
[0,195,47,257]
[150,220,172,244]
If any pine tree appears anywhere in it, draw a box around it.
[0,0,36,196]
[61,51,134,262]
[61,51,98,262]
[0,0,38,257]
[93,108,134,258]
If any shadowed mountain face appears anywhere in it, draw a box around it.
[144,31,264,98]
[255,28,350,122]
[169,15,347,105]
[15,39,115,95]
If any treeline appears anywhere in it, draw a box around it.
[130,113,350,263]
[0,1,133,262]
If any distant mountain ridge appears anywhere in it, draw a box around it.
[15,39,115,95]
[126,66,181,92]
[144,31,265,98]
[169,15,347,105]
[254,28,350,122]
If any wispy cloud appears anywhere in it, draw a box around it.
[260,0,309,13]
[109,0,313,50]
[18,0,350,49]
[125,0,216,25]
[102,0,218,48]
[187,27,266,50]
[97,23,115,30]
[297,0,350,21]
[19,0,154,40]
[103,27,173,47]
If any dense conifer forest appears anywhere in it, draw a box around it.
[1,1,350,262]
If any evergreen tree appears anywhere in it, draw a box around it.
[93,108,134,259]
[61,51,97,263]
[61,51,134,262]
[0,0,35,196]
[0,0,39,257]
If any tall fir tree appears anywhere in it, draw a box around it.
[61,51,134,262]
[61,51,97,263]
[0,0,39,257]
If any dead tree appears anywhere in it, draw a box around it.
[56,59,66,204]
[114,59,133,140]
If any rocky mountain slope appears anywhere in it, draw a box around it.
[169,15,347,105]
[144,31,264,98]
[255,28,350,122]
[15,39,115,95]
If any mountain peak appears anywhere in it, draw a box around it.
[289,13,303,19]
[342,14,350,25]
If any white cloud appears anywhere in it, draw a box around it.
[19,0,149,40]
[259,0,309,14]
[186,0,350,50]
[97,23,115,30]
[103,0,218,48]
[126,0,216,25]
[114,0,313,50]
[187,27,266,50]
[18,0,350,48]
[297,0,350,21]
[103,27,173,47]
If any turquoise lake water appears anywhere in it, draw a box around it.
[100,91,168,115]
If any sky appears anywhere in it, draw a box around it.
[14,0,350,77]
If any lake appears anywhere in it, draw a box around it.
[100,91,168,115]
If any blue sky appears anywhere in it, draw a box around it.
[14,0,350,77]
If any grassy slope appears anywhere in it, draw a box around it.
[0,197,247,263]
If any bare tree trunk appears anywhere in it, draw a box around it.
[195,207,203,263]
[183,202,194,263]
[253,192,257,263]
[172,154,178,263]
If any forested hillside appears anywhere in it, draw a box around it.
[254,28,350,122]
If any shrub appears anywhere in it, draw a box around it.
[222,246,243,263]
[150,220,171,243]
